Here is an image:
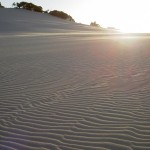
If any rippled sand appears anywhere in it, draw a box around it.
[0,9,150,150]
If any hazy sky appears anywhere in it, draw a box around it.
[1,0,150,32]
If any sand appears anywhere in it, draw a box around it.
[0,9,150,150]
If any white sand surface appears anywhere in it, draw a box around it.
[0,8,102,34]
[0,9,150,150]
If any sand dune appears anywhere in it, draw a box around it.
[0,8,102,34]
[0,9,150,150]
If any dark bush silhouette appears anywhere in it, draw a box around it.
[90,21,100,27]
[13,1,43,12]
[12,2,75,22]
[49,10,75,22]
[0,2,4,8]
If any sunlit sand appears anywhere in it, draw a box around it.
[0,9,150,150]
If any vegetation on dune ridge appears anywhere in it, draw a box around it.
[12,1,43,12]
[0,1,110,29]
[0,2,4,8]
[49,10,75,22]
[12,1,75,22]
[90,21,100,27]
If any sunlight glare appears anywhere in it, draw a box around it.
[79,0,150,33]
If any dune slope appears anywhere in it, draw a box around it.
[0,9,150,150]
[0,8,101,34]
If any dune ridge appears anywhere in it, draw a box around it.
[0,9,150,150]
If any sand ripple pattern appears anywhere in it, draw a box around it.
[0,35,150,150]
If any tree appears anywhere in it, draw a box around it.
[12,2,16,8]
[33,5,43,13]
[49,10,75,22]
[12,1,43,12]
[0,2,4,8]
[90,21,100,27]
[17,1,26,9]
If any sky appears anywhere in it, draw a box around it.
[1,0,150,33]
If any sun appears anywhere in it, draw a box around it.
[106,0,150,33]
[123,1,149,33]
[117,12,150,33]
[77,0,150,33]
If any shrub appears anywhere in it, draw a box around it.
[12,1,43,12]
[90,21,100,27]
[49,10,75,22]
[0,2,4,8]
